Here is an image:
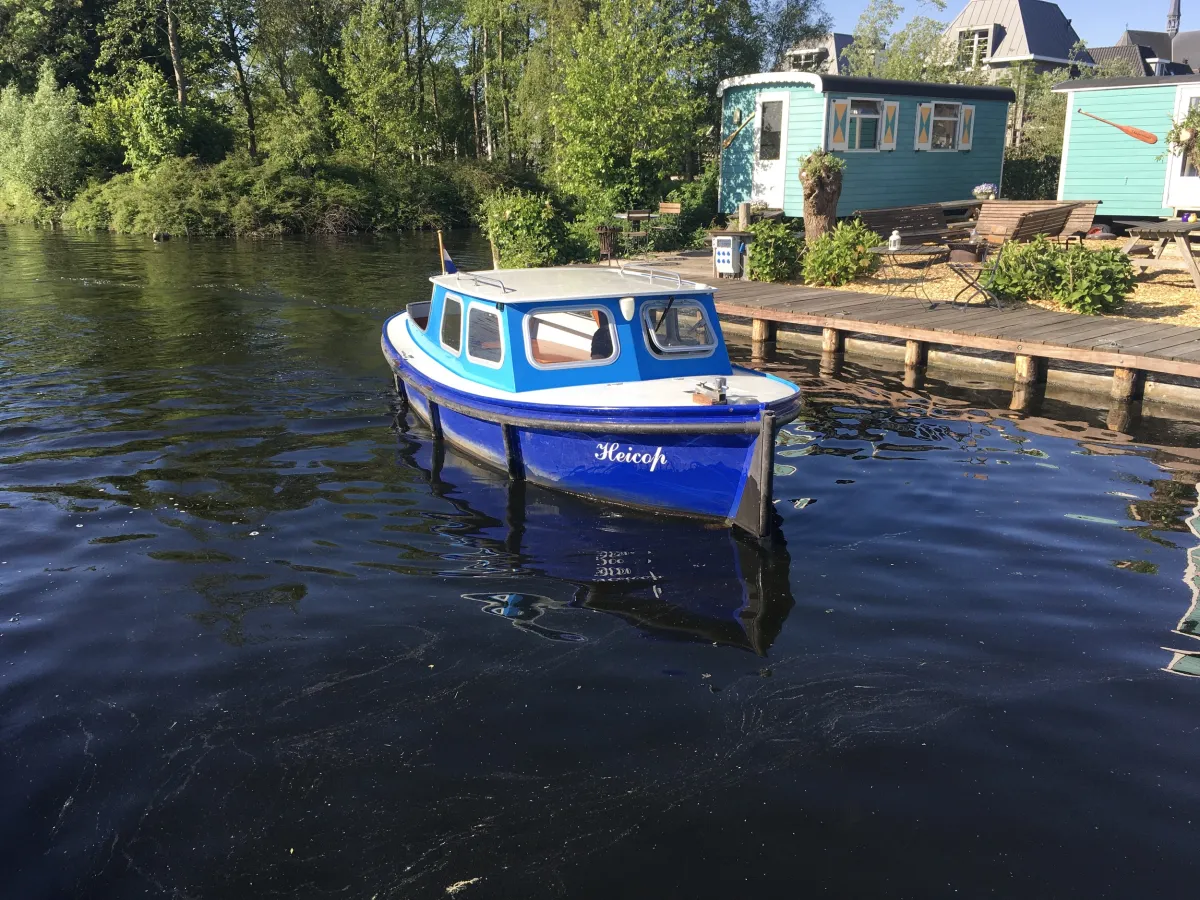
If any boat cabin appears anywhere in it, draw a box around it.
[406,267,731,393]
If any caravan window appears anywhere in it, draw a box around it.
[847,98,883,150]
[642,299,716,357]
[525,308,618,368]
[758,101,783,160]
[931,103,961,150]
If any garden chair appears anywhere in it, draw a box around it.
[596,225,620,264]
[620,210,652,258]
[948,241,1007,309]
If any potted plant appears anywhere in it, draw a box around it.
[972,182,999,200]
[1167,106,1200,172]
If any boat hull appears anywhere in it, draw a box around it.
[383,330,801,536]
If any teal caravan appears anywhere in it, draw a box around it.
[716,73,1014,218]
[1053,74,1200,218]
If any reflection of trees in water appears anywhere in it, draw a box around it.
[190,575,307,646]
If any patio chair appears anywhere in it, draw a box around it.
[596,225,620,264]
[948,241,1007,309]
[621,209,651,257]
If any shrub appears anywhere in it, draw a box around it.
[0,62,86,203]
[479,188,570,267]
[1001,151,1061,200]
[745,219,801,282]
[989,237,1135,314]
[801,219,881,286]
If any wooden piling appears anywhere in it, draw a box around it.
[821,327,845,355]
[904,340,928,370]
[1111,367,1145,402]
[751,318,777,360]
[1014,354,1047,385]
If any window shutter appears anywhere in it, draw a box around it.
[828,99,849,151]
[914,102,933,151]
[958,104,976,151]
[880,101,900,151]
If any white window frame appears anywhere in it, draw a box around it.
[930,102,962,152]
[523,305,620,371]
[465,302,505,369]
[845,97,884,152]
[439,293,463,355]
[641,298,718,358]
[956,28,990,68]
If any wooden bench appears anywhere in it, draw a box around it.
[974,200,1094,243]
[853,203,974,243]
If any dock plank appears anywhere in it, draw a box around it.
[708,279,1200,379]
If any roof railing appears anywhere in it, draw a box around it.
[455,271,513,293]
[617,262,695,288]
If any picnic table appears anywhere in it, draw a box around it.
[868,244,949,306]
[1120,220,1200,291]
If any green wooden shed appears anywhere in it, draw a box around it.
[716,73,1015,218]
[1053,74,1200,218]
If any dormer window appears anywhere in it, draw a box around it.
[790,48,829,71]
[957,28,990,67]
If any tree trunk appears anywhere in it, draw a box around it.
[498,21,510,162]
[165,0,188,107]
[221,5,257,159]
[469,32,482,157]
[800,164,843,242]
[481,28,494,161]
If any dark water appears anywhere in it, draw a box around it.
[5,226,1200,899]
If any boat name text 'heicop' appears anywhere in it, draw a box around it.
[594,443,667,472]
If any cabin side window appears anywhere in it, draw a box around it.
[407,300,431,332]
[466,304,504,367]
[440,294,463,354]
[847,98,883,151]
[525,307,618,368]
[642,299,716,357]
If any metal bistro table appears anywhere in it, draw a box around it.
[869,244,949,307]
[1119,219,1200,291]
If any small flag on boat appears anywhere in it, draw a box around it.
[437,229,457,274]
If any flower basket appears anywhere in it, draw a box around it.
[972,183,999,201]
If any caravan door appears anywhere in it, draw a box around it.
[1166,85,1200,211]
[751,93,788,209]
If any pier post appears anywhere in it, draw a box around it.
[1009,381,1045,413]
[904,340,928,370]
[751,318,777,361]
[819,328,845,378]
[1111,367,1145,403]
[1013,354,1047,385]
[1106,399,1139,434]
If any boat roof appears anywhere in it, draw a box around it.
[430,265,714,304]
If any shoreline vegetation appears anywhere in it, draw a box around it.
[1,0,1091,258]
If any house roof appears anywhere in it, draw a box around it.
[1172,31,1200,68]
[1118,29,1174,59]
[716,72,1016,102]
[1087,45,1152,76]
[1051,73,1200,91]
[945,0,1092,63]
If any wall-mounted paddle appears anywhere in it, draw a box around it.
[1077,109,1158,145]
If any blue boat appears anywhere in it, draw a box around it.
[380,264,803,537]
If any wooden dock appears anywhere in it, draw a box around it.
[713,281,1200,409]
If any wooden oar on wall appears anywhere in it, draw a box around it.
[1077,109,1158,144]
[721,111,756,150]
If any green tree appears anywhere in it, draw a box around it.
[0,61,85,200]
[92,62,187,172]
[332,0,418,170]
[550,0,712,207]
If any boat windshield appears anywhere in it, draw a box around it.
[525,308,617,368]
[642,299,716,356]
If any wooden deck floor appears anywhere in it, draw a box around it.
[713,281,1200,391]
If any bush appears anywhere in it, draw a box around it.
[989,237,1135,314]
[1001,151,1060,200]
[801,219,881,286]
[479,188,570,267]
[0,62,86,203]
[745,219,801,282]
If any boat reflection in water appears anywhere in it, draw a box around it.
[398,431,795,655]
[1166,482,1200,676]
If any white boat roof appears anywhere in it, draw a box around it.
[430,265,714,304]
